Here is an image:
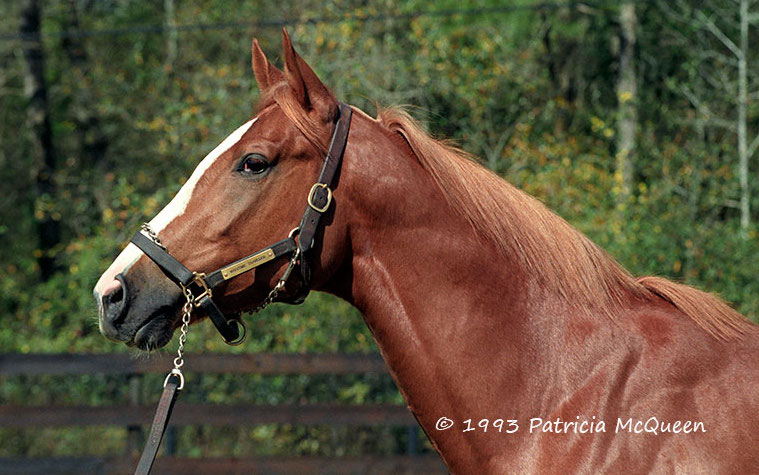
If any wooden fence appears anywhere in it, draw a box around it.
[0,353,445,474]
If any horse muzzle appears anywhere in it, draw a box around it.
[95,267,182,350]
[96,274,128,341]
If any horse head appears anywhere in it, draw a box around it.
[93,30,351,350]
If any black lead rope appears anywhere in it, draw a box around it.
[134,373,181,475]
[131,103,352,473]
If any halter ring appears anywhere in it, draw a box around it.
[222,319,247,346]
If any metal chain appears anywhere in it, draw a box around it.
[249,284,283,314]
[250,248,301,314]
[142,222,189,391]
[142,222,302,389]
[141,222,166,251]
[174,287,193,370]
[142,222,189,369]
[160,286,192,390]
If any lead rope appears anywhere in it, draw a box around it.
[135,225,301,474]
[134,235,194,475]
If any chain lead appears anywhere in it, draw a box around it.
[142,222,302,389]
[141,222,166,251]
[142,223,188,391]
[250,248,301,314]
[162,279,192,391]
[174,287,193,368]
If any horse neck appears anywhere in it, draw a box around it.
[322,113,624,455]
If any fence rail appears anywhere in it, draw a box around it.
[0,353,445,474]
[0,403,415,427]
[0,455,445,474]
[0,352,388,375]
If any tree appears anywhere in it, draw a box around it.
[661,0,757,233]
[616,1,637,201]
[20,0,59,280]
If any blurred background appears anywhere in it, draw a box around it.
[1,0,758,472]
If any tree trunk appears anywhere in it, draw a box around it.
[165,0,178,67]
[616,1,637,202]
[20,0,59,280]
[739,0,750,232]
[62,0,109,169]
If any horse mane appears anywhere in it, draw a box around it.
[376,106,753,340]
[254,83,751,340]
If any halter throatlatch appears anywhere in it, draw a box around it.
[129,102,352,344]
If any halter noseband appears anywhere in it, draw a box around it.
[129,102,352,344]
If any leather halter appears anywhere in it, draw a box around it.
[129,102,352,344]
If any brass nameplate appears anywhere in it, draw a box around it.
[221,249,275,280]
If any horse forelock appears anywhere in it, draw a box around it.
[256,81,334,154]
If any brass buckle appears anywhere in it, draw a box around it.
[187,272,212,307]
[307,183,332,213]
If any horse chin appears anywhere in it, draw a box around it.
[130,314,175,351]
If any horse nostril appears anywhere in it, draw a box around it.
[101,275,128,324]
[105,283,123,304]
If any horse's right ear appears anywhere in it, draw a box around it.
[251,38,283,91]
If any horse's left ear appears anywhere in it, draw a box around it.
[282,28,338,121]
[252,38,284,91]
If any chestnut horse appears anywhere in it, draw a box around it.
[95,31,759,473]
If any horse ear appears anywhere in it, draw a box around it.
[251,38,283,91]
[281,28,337,120]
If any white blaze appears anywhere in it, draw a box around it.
[94,118,257,297]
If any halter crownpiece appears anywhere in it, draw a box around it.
[129,102,352,344]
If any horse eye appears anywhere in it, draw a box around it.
[239,154,270,176]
